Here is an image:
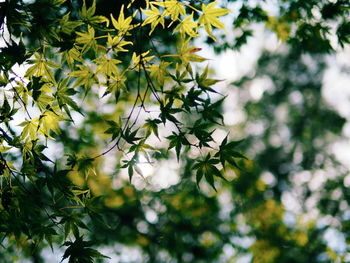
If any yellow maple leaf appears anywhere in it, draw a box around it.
[198,1,229,40]
[174,13,198,38]
[19,118,39,141]
[38,107,66,138]
[131,51,155,71]
[111,5,135,36]
[152,0,185,21]
[142,4,165,35]
[149,61,172,86]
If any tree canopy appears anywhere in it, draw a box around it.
[0,0,350,262]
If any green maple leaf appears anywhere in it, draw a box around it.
[61,236,110,263]
[193,153,226,191]
[167,131,190,161]
[214,135,247,169]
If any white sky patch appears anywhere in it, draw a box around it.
[136,154,154,178]
[333,141,350,170]
[324,228,346,253]
[148,161,180,190]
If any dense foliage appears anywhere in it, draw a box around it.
[0,0,350,262]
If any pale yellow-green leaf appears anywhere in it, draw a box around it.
[177,38,207,64]
[94,56,122,77]
[38,107,65,138]
[35,94,55,111]
[174,13,198,38]
[25,53,59,83]
[19,118,39,141]
[0,146,11,153]
[198,1,229,40]
[59,13,83,34]
[107,34,132,52]
[89,15,110,26]
[76,26,96,53]
[70,64,98,89]
[111,5,136,36]
[152,1,185,21]
[131,51,154,70]
[141,4,165,35]
[62,47,83,68]
[149,61,171,86]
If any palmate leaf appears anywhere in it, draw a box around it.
[0,97,18,122]
[25,53,59,83]
[123,126,142,145]
[70,64,98,90]
[215,135,247,169]
[174,13,199,38]
[131,50,155,70]
[193,153,226,190]
[76,26,97,53]
[188,119,215,148]
[153,0,186,21]
[143,118,162,139]
[38,107,66,139]
[78,0,109,26]
[104,120,121,141]
[0,38,27,70]
[200,97,225,125]
[111,5,135,36]
[59,13,83,35]
[19,118,39,141]
[102,73,127,99]
[94,56,122,77]
[196,65,222,93]
[167,131,190,161]
[198,1,230,40]
[121,155,145,182]
[149,61,171,86]
[61,235,110,263]
[107,34,132,52]
[176,38,207,64]
[142,4,165,35]
[55,78,83,119]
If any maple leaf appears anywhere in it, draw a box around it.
[107,34,132,52]
[38,107,66,138]
[111,5,135,36]
[178,38,207,64]
[153,0,186,21]
[94,56,122,77]
[142,4,165,35]
[149,61,171,85]
[19,118,39,141]
[26,53,59,83]
[174,13,198,38]
[192,153,226,191]
[198,1,230,40]
[70,64,98,90]
[131,51,154,70]
[76,26,97,53]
